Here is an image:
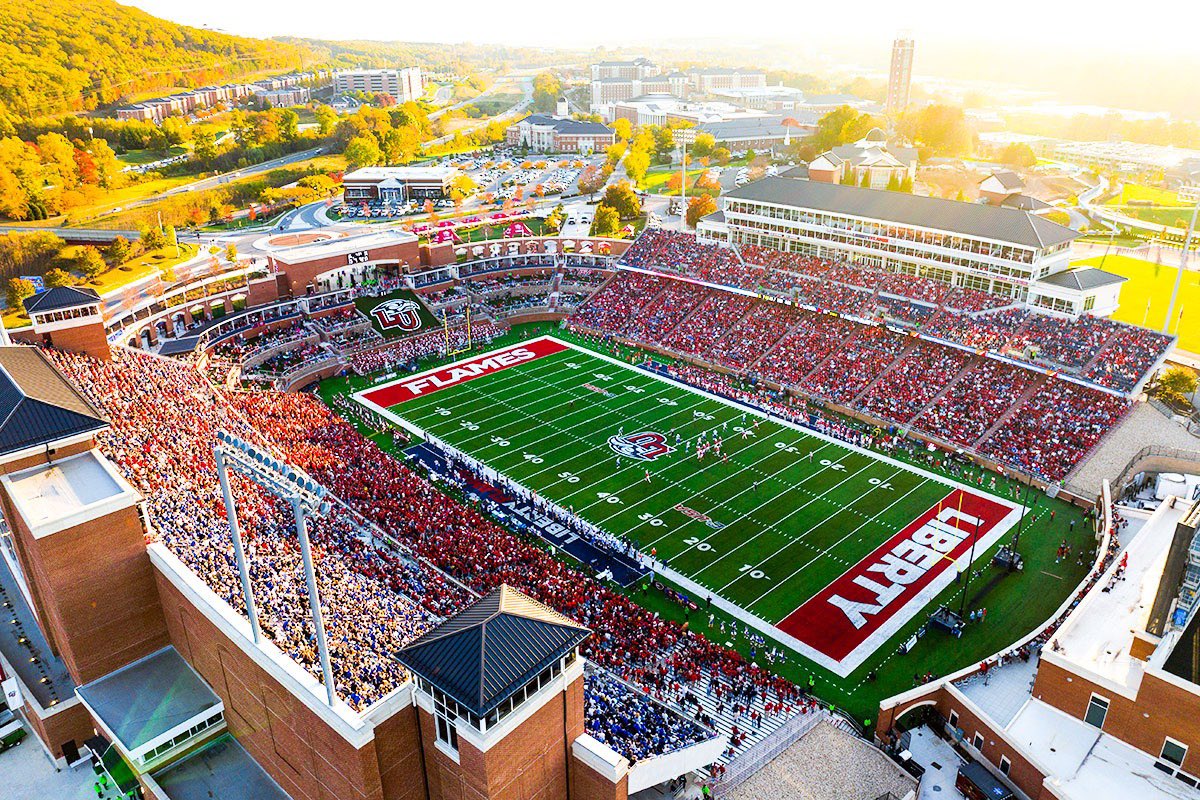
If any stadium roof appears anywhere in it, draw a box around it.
[1036,267,1126,291]
[153,735,291,800]
[396,585,589,717]
[23,286,101,314]
[724,178,1080,249]
[0,347,107,456]
[77,646,221,752]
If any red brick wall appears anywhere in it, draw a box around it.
[18,700,95,764]
[276,242,420,295]
[155,573,427,800]
[40,321,111,361]
[1034,658,1200,773]
[420,675,584,800]
[570,755,626,800]
[4,500,168,686]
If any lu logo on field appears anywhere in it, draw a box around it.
[371,298,423,332]
[608,431,674,461]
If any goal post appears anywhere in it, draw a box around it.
[443,306,474,356]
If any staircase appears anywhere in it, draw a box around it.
[972,373,1048,449]
[849,339,918,407]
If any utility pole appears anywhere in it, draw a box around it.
[959,517,982,619]
[1164,200,1199,336]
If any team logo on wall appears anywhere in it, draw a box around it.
[608,431,674,461]
[372,298,423,332]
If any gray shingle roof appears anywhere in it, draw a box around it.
[24,286,101,314]
[1036,267,1126,291]
[724,177,1079,249]
[520,114,612,136]
[0,347,107,456]
[396,585,589,717]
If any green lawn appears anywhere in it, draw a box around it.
[117,146,189,166]
[326,328,1093,723]
[1075,253,1200,351]
[1106,182,1182,206]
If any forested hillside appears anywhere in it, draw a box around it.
[0,0,311,121]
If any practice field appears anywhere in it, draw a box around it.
[353,336,1022,676]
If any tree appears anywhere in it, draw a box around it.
[612,118,632,142]
[591,204,621,237]
[886,172,901,191]
[314,105,338,137]
[225,243,238,264]
[809,106,880,152]
[602,181,641,219]
[713,147,731,166]
[192,128,218,164]
[686,194,717,228]
[692,132,716,158]
[344,136,382,171]
[859,171,871,188]
[76,246,106,281]
[140,224,166,250]
[448,174,477,201]
[899,174,914,193]
[651,126,676,160]
[42,267,73,288]
[624,150,650,185]
[578,166,607,198]
[999,143,1037,168]
[36,132,78,189]
[5,277,35,309]
[1150,367,1198,408]
[105,236,132,265]
[902,104,972,156]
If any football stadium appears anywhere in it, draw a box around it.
[3,215,1197,800]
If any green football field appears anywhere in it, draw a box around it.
[353,335,1023,677]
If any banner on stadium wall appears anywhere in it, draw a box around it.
[778,488,1013,663]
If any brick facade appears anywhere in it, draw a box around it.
[1034,657,1200,773]
[155,574,428,800]
[3,500,168,686]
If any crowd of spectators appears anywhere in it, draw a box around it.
[615,231,1171,391]
[349,322,506,375]
[571,266,1136,479]
[981,381,1130,481]
[46,348,444,711]
[584,672,712,763]
[858,342,970,424]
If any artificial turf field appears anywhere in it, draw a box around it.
[353,334,1026,678]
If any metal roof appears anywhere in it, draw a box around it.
[0,347,107,456]
[153,735,292,800]
[396,585,589,717]
[77,646,221,751]
[724,177,1080,249]
[24,286,101,314]
[1036,267,1127,291]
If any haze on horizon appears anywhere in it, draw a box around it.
[127,0,1200,118]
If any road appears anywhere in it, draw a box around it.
[425,77,534,147]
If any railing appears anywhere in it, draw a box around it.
[1110,445,1200,496]
[713,707,831,797]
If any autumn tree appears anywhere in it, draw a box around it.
[686,194,717,227]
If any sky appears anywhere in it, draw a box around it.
[128,0,1199,54]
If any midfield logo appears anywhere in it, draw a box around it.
[608,431,674,461]
[674,503,725,530]
[371,298,423,332]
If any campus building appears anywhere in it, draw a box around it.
[805,128,918,190]
[702,176,1125,316]
[886,34,915,114]
[333,68,424,102]
[504,114,615,154]
[341,166,462,203]
[589,62,767,112]
[877,496,1200,800]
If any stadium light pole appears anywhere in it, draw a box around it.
[214,431,338,707]
[1163,200,1199,336]
[213,447,262,644]
[290,495,337,707]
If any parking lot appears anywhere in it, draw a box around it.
[331,146,611,220]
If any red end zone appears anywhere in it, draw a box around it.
[361,338,568,408]
[778,488,1013,663]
